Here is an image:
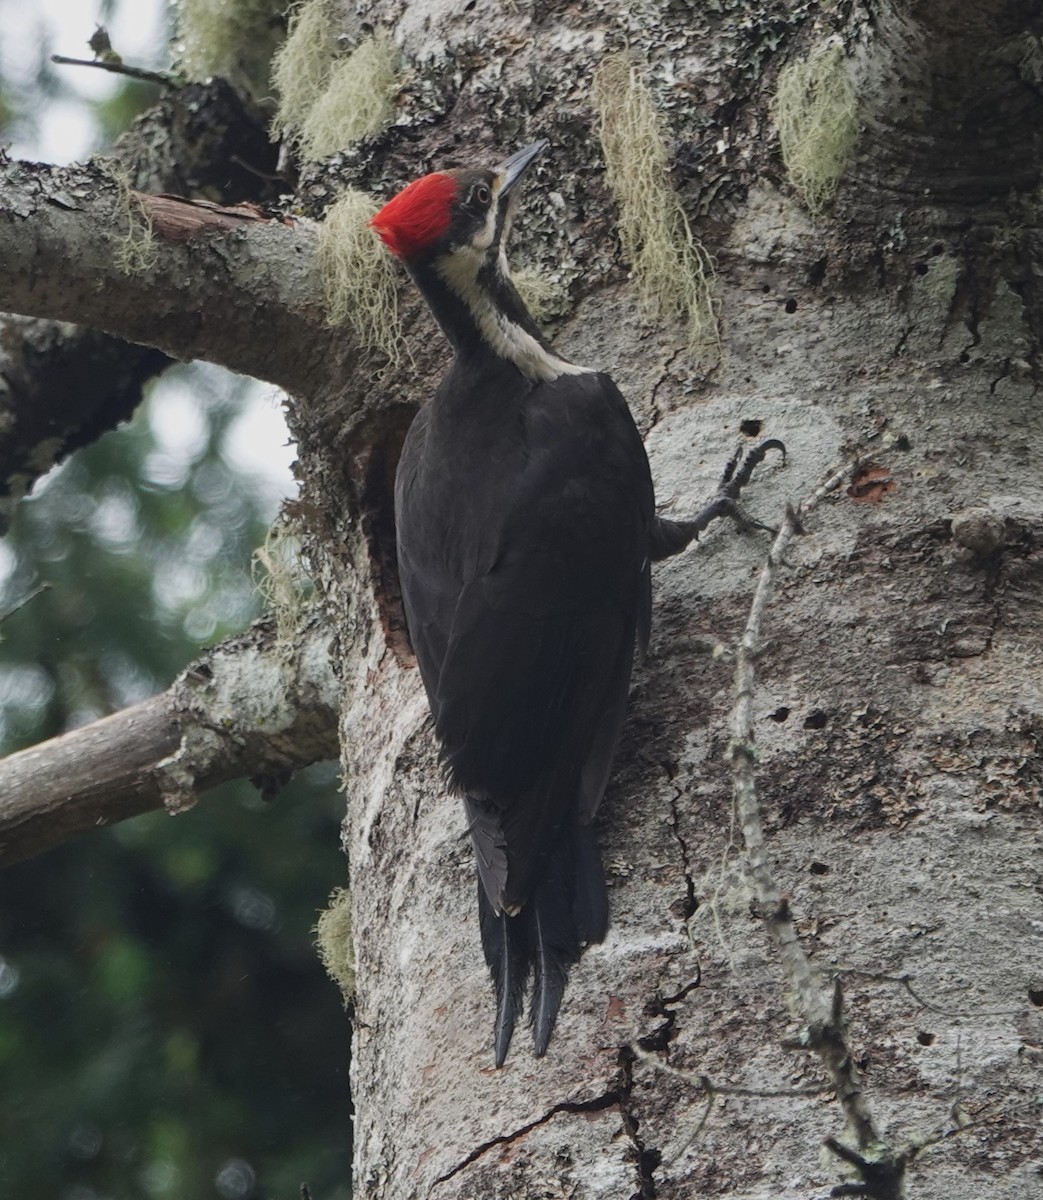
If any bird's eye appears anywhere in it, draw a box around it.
[474,184,492,207]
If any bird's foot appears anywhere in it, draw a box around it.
[650,438,785,561]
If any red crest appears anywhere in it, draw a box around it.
[371,172,458,260]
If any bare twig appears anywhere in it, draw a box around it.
[631,1041,834,1165]
[51,54,178,88]
[823,1137,907,1199]
[904,1101,1042,1159]
[726,451,909,1195]
[831,967,1026,1019]
[631,1042,833,1099]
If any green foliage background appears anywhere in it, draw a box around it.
[0,7,351,1198]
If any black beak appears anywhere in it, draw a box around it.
[496,140,549,197]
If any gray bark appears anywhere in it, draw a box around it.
[323,2,1043,1197]
[0,614,339,865]
[0,160,343,396]
[2,1,1042,1198]
[0,77,280,528]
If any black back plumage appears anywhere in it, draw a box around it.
[396,362,654,1062]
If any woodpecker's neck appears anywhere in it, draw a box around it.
[407,252,591,383]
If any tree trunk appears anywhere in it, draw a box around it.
[315,3,1043,1197]
[4,1,1042,1197]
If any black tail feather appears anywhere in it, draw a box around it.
[529,901,572,1058]
[476,824,608,1064]
[478,885,527,1067]
[570,824,609,945]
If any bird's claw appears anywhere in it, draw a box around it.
[720,438,787,496]
[648,437,785,561]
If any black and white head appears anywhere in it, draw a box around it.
[371,141,588,380]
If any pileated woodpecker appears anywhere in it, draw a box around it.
[371,141,769,1065]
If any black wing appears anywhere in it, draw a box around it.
[396,370,653,911]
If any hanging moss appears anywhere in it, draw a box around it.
[513,266,569,322]
[252,520,312,657]
[297,31,398,162]
[772,41,858,217]
[315,887,355,1005]
[591,54,718,358]
[102,160,157,275]
[175,0,285,102]
[270,0,337,139]
[317,187,404,362]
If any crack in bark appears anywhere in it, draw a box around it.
[429,1090,621,1191]
[618,1046,661,1199]
[666,784,698,922]
[428,1033,681,1198]
[636,969,702,1055]
[1007,276,1043,383]
[647,347,684,429]
[428,854,701,1197]
[988,358,1012,394]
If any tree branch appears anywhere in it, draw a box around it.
[51,53,180,88]
[0,77,285,517]
[0,155,354,398]
[0,316,169,532]
[0,612,339,866]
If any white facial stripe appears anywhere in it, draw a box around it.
[490,312,593,382]
[436,242,486,297]
[435,251,591,381]
[433,185,592,383]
